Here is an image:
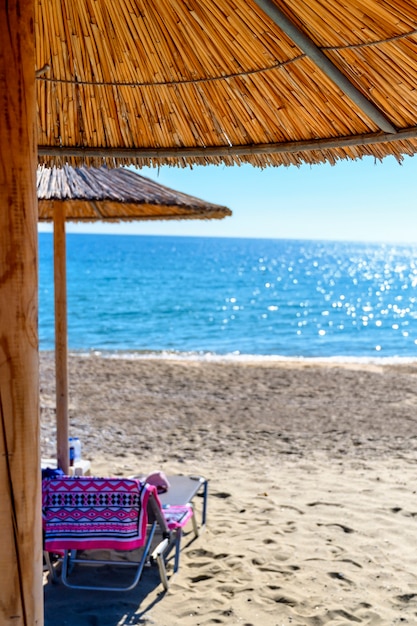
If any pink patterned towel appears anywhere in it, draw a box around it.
[42,476,159,552]
[162,505,193,530]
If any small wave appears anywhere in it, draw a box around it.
[64,348,417,366]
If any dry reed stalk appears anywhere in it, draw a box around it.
[37,165,232,222]
[33,0,417,166]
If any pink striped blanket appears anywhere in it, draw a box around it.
[42,477,159,552]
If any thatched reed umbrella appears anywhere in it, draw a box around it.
[37,165,232,222]
[4,0,417,622]
[35,0,417,168]
[37,165,231,474]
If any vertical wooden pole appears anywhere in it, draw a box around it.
[0,1,43,624]
[54,205,69,474]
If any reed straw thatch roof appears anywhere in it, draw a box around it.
[36,0,417,168]
[37,166,232,221]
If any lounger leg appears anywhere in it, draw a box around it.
[43,551,58,583]
[173,528,182,573]
[200,480,208,529]
[191,506,199,538]
[153,538,170,591]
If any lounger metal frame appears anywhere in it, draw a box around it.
[44,474,208,592]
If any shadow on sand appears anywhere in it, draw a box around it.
[43,559,169,626]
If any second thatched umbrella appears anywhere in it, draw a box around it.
[37,165,232,473]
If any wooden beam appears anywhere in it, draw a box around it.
[37,125,417,160]
[0,1,43,624]
[54,206,69,474]
[252,0,397,134]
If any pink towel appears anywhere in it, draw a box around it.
[43,476,158,552]
[162,505,193,529]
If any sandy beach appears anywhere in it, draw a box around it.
[41,352,417,625]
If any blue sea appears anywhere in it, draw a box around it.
[38,233,417,362]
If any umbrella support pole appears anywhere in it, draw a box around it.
[54,205,69,474]
[0,1,43,624]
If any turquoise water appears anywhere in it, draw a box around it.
[39,233,417,360]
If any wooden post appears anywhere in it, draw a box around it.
[0,0,43,624]
[54,205,69,474]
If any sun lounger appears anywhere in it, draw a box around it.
[133,473,208,532]
[42,476,193,591]
[159,475,208,533]
[158,475,208,571]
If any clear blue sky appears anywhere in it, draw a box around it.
[38,154,417,244]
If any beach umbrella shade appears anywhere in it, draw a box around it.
[37,164,232,474]
[35,0,417,168]
[4,0,417,623]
